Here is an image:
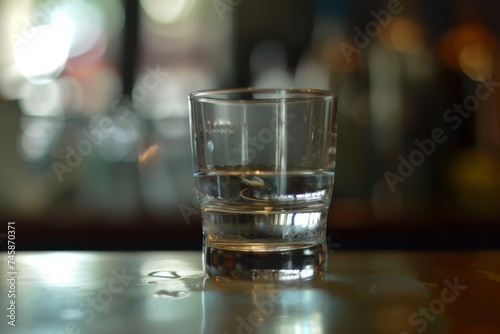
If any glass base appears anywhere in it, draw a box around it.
[204,243,327,281]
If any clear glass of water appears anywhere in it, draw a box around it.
[188,88,338,281]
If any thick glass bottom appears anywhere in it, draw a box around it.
[204,243,327,281]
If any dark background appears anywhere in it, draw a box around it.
[0,0,498,250]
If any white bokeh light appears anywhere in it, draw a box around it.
[56,0,105,58]
[140,0,196,24]
[14,20,72,83]
[19,79,66,117]
[18,116,63,161]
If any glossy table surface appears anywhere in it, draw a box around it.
[1,250,499,334]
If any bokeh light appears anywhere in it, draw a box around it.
[458,41,494,81]
[140,0,196,25]
[19,79,66,117]
[135,67,216,120]
[18,116,63,162]
[439,22,495,79]
[294,55,330,90]
[380,18,425,54]
[94,113,141,162]
[14,23,72,83]
[57,0,105,58]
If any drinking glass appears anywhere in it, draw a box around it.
[188,88,338,281]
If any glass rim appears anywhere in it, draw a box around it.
[189,87,335,103]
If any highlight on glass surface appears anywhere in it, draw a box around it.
[189,88,338,281]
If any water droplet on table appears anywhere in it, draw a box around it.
[154,290,189,299]
[148,271,181,279]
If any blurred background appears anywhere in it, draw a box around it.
[0,0,498,250]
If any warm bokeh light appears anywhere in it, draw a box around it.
[439,23,496,73]
[139,144,161,165]
[380,18,425,54]
[458,41,494,81]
